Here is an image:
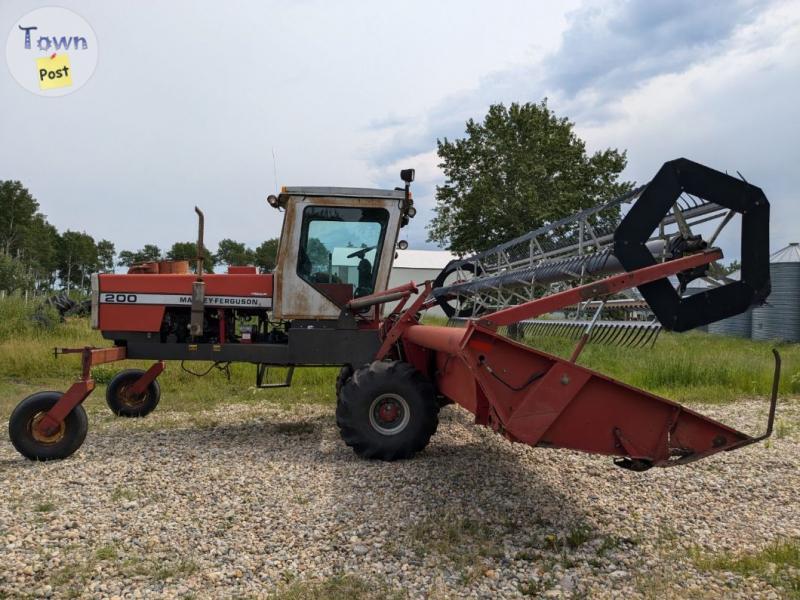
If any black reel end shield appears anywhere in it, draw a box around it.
[613,158,770,332]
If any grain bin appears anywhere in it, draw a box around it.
[751,243,800,342]
[708,307,753,338]
[699,271,754,338]
[684,281,712,333]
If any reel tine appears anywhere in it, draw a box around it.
[602,324,623,345]
[645,325,661,348]
[627,327,647,348]
[636,327,654,348]
[619,325,636,347]
[595,324,614,345]
[625,325,642,348]
[607,324,627,346]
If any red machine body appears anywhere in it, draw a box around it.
[95,271,273,333]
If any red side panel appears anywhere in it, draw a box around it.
[402,323,751,467]
[98,274,273,333]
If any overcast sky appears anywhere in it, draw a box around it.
[1,0,798,261]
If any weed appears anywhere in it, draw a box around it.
[519,577,550,596]
[409,511,502,573]
[34,501,55,513]
[95,545,118,560]
[565,524,594,548]
[269,574,403,600]
[110,487,136,502]
[692,539,800,598]
[597,535,621,557]
[153,559,198,581]
[514,549,540,561]
[776,419,794,439]
[274,421,317,436]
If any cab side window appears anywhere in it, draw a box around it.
[297,206,389,305]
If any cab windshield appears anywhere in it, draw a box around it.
[297,206,390,305]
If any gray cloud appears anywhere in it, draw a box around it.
[547,0,766,98]
[371,0,776,169]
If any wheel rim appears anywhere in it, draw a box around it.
[29,412,66,444]
[368,393,410,435]
[118,384,147,409]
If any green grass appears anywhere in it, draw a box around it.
[421,312,799,404]
[692,539,800,598]
[521,330,800,404]
[406,510,511,582]
[0,298,798,426]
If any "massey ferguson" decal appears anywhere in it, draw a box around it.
[100,293,271,309]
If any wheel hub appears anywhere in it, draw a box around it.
[30,412,65,444]
[118,385,147,409]
[369,393,410,436]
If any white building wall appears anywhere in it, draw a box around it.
[385,249,457,318]
[388,266,448,317]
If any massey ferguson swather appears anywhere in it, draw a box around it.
[8,158,780,470]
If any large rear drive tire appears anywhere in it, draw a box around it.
[9,392,88,461]
[335,364,354,403]
[336,361,438,460]
[106,369,161,418]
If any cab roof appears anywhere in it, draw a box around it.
[279,186,405,200]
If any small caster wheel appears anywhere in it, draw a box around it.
[9,392,88,461]
[106,369,161,417]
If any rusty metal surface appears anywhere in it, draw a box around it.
[127,361,165,396]
[347,281,417,311]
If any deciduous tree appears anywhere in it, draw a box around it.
[254,238,280,272]
[428,100,632,254]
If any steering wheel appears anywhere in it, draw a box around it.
[347,245,376,259]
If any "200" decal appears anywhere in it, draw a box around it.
[103,293,138,303]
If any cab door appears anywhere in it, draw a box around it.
[273,195,402,320]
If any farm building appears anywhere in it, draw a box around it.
[388,249,457,317]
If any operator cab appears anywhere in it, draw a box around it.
[269,170,415,321]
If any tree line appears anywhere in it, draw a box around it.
[0,180,279,297]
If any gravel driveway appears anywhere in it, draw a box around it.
[1,399,798,599]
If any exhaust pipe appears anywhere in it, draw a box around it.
[190,207,206,338]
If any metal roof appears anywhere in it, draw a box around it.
[770,243,800,263]
[280,186,405,200]
[393,249,457,270]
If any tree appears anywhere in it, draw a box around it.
[117,244,162,267]
[427,100,632,254]
[0,180,39,257]
[166,241,215,273]
[721,259,741,275]
[21,214,60,291]
[0,254,27,295]
[96,239,115,273]
[216,239,255,267]
[58,231,97,293]
[306,237,330,269]
[254,238,280,272]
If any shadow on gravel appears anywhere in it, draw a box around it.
[5,409,586,523]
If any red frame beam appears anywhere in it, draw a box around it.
[36,346,165,437]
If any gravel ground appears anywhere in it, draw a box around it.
[0,398,798,599]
